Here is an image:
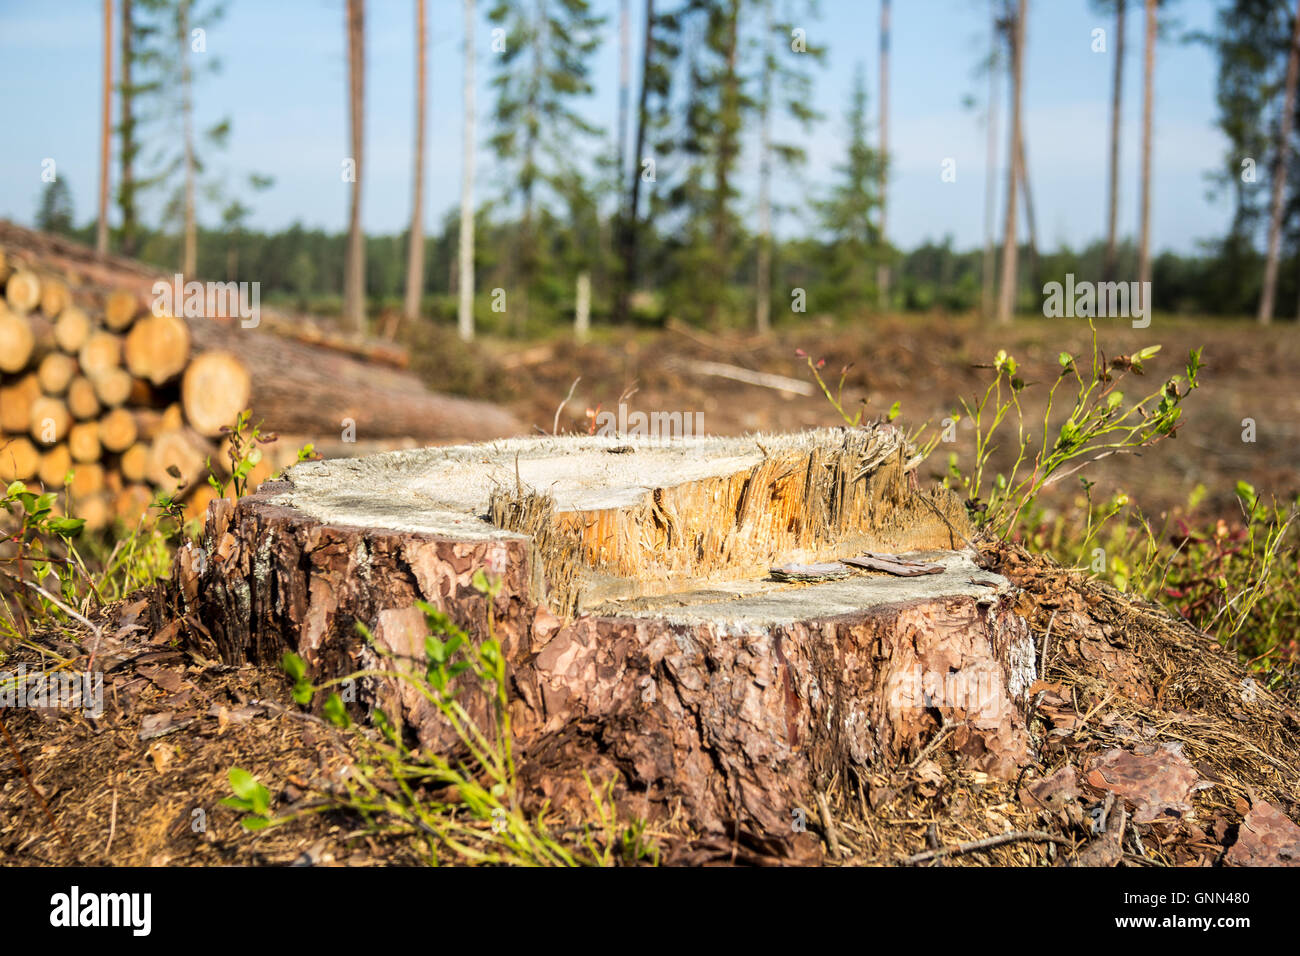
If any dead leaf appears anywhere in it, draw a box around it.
[1225,801,1300,867]
[145,740,174,774]
[1085,744,1199,824]
[137,665,185,695]
[1020,764,1081,812]
[138,711,193,741]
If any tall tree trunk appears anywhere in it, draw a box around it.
[1137,0,1155,291]
[344,0,367,333]
[403,0,428,329]
[458,0,477,342]
[575,270,591,342]
[516,0,545,336]
[1258,0,1300,324]
[618,0,630,185]
[981,0,1000,323]
[118,0,137,257]
[97,0,113,256]
[619,0,654,327]
[1018,133,1038,285]
[711,0,741,325]
[996,0,1025,326]
[611,0,631,327]
[877,0,891,310]
[1104,0,1125,282]
[754,0,773,335]
[181,0,196,277]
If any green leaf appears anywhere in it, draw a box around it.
[48,517,85,537]
[1107,391,1123,409]
[281,651,306,681]
[5,480,26,498]
[241,815,272,831]
[291,679,313,706]
[228,767,270,816]
[1236,480,1257,510]
[425,635,447,665]
[322,692,351,728]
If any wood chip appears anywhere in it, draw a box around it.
[843,553,945,576]
[769,562,850,582]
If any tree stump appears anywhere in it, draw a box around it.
[176,427,1036,856]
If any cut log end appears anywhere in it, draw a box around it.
[78,331,122,379]
[53,306,91,354]
[181,350,252,437]
[124,312,191,385]
[36,352,76,396]
[0,436,40,481]
[4,269,41,315]
[104,289,140,331]
[98,407,138,454]
[39,277,70,319]
[0,312,35,372]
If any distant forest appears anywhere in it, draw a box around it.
[37,0,1300,333]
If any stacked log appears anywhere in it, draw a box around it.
[1,265,189,530]
[0,229,525,530]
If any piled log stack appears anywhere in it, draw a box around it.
[0,228,524,530]
[1,258,241,529]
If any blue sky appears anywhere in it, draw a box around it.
[0,0,1232,254]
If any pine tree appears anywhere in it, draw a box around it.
[616,0,677,324]
[37,179,76,236]
[132,0,230,276]
[753,0,823,331]
[117,0,142,257]
[652,0,753,325]
[488,0,604,334]
[816,66,884,313]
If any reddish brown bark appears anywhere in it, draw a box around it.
[176,468,1035,857]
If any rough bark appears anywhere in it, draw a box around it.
[183,321,521,441]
